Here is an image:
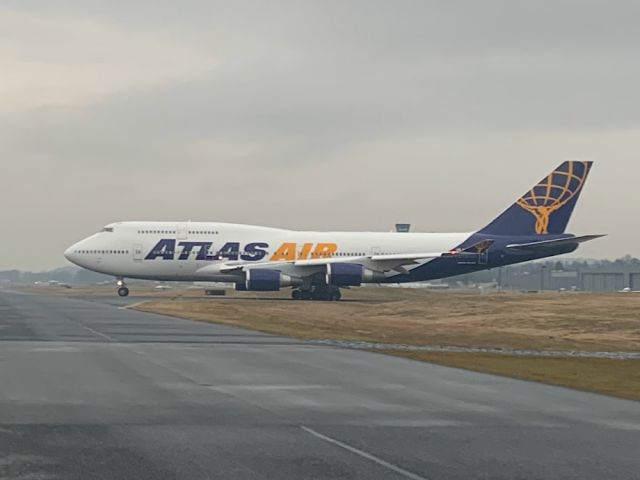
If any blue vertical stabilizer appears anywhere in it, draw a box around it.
[479,161,592,236]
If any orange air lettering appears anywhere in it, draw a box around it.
[270,242,297,261]
[312,243,337,258]
[298,243,313,260]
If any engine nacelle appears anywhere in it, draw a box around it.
[237,269,302,291]
[325,263,385,286]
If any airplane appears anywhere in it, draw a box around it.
[64,161,604,300]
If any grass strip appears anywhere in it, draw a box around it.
[382,350,640,401]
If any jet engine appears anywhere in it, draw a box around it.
[325,263,385,286]
[237,269,302,291]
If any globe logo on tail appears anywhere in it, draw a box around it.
[516,161,590,234]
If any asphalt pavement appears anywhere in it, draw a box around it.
[1,289,639,480]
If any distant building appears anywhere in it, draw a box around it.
[580,273,626,292]
[504,268,639,292]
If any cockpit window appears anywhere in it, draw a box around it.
[101,227,114,232]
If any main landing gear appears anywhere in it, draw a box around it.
[291,286,341,301]
[116,278,129,297]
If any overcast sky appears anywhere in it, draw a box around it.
[1,0,639,270]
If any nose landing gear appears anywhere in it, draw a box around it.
[116,278,129,297]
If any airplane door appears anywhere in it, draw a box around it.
[177,224,188,240]
[132,243,143,261]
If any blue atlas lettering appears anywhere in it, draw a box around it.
[178,242,212,260]
[145,240,270,261]
[241,242,269,261]
[218,242,240,261]
[145,239,175,260]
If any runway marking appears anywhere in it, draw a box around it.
[210,384,337,391]
[595,420,640,431]
[74,323,116,342]
[118,301,150,310]
[365,419,470,428]
[300,426,429,480]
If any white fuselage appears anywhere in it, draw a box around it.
[64,221,470,282]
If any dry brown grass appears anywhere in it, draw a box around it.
[386,351,640,401]
[135,288,640,352]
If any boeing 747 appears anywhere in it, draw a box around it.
[64,161,603,300]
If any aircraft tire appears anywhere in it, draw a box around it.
[291,290,302,300]
[117,286,130,297]
[312,290,330,301]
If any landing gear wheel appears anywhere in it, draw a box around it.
[311,290,331,301]
[117,286,130,297]
[330,290,342,301]
[291,290,302,300]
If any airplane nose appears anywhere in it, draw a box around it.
[64,244,78,264]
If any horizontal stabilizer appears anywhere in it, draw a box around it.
[506,234,605,251]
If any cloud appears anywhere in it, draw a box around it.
[0,7,215,115]
[1,1,640,269]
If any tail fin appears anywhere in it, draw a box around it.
[479,161,593,236]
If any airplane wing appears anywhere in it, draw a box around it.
[201,239,499,277]
[295,253,445,275]
[506,234,605,251]
[197,238,499,278]
[289,238,494,269]
[295,252,443,266]
[208,251,464,277]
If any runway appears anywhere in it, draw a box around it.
[0,290,639,480]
